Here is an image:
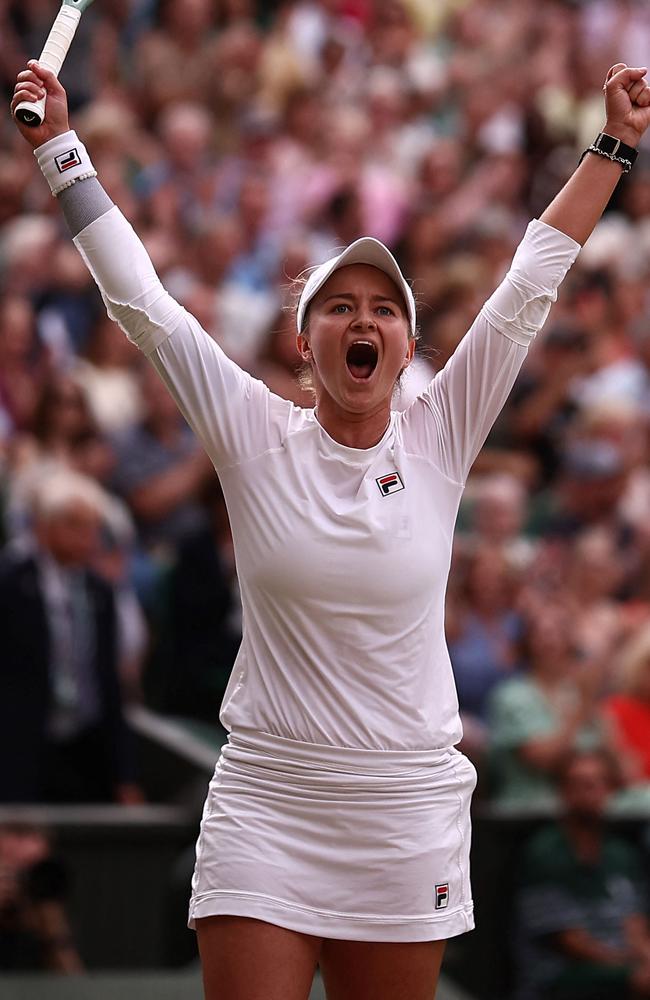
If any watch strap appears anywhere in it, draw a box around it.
[580,132,638,173]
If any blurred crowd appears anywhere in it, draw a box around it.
[1,0,650,820]
[0,822,81,972]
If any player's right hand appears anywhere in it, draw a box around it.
[11,61,70,149]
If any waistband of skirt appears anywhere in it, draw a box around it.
[224,727,456,773]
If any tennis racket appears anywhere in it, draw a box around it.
[14,0,96,127]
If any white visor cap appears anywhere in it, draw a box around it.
[296,237,416,337]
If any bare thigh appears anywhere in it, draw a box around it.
[320,938,446,1000]
[196,915,322,1000]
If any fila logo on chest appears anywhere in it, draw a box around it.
[376,472,404,497]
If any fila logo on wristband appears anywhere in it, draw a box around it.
[376,472,404,496]
[55,148,82,173]
[435,883,449,910]
[35,130,97,197]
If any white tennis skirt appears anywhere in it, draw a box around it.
[188,728,477,941]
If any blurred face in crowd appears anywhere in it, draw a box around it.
[560,754,614,822]
[37,499,102,568]
[238,176,269,236]
[298,264,414,419]
[369,0,415,65]
[474,481,525,543]
[570,529,622,602]
[0,295,35,362]
[162,0,214,38]
[41,377,91,440]
[563,467,627,521]
[267,311,302,371]
[195,217,243,284]
[465,548,515,614]
[139,363,182,429]
[159,104,213,172]
[523,605,573,675]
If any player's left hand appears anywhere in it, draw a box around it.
[603,64,650,146]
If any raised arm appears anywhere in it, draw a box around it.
[11,61,292,471]
[540,63,650,244]
[401,63,650,485]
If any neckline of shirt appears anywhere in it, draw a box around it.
[310,410,395,461]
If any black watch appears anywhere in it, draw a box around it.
[580,132,638,173]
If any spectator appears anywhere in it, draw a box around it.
[0,823,82,973]
[137,101,219,235]
[460,473,536,569]
[563,527,627,664]
[0,293,50,437]
[131,0,221,124]
[508,323,590,486]
[73,314,142,436]
[514,749,650,1000]
[109,360,213,553]
[0,470,140,804]
[487,604,608,809]
[446,544,523,759]
[603,623,650,788]
[541,439,630,540]
[146,478,240,720]
[6,373,111,538]
[252,307,315,407]
[93,495,149,705]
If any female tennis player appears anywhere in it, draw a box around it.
[12,60,650,1000]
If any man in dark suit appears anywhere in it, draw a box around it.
[0,472,139,804]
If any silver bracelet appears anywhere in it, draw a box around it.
[579,133,638,174]
[585,145,633,173]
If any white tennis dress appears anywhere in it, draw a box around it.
[72,205,580,940]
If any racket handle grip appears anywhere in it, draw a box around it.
[14,5,82,128]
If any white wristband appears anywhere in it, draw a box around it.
[34,129,97,197]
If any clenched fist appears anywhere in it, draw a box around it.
[603,64,650,146]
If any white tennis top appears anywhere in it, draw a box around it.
[74,208,580,752]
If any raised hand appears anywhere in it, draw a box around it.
[603,64,650,146]
[10,61,70,148]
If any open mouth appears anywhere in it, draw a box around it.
[346,340,379,380]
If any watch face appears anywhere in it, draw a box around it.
[598,134,619,154]
[596,133,638,165]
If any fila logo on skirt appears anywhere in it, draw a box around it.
[376,472,404,496]
[55,148,82,173]
[435,883,449,910]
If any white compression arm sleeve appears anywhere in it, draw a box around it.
[64,181,292,472]
[401,219,581,485]
[73,204,186,356]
